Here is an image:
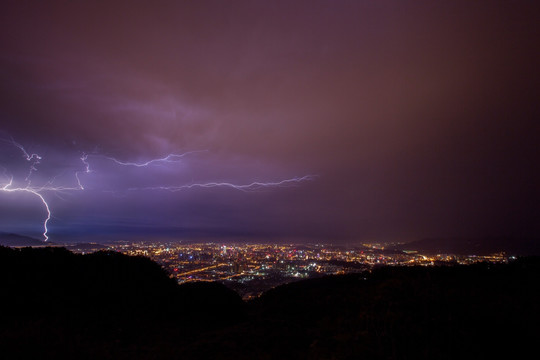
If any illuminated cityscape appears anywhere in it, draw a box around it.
[69,241,508,300]
[1,2,537,358]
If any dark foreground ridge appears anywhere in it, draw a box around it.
[1,246,538,359]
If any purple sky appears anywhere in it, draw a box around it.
[1,1,539,243]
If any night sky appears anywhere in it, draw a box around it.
[1,1,539,243]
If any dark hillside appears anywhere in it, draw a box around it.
[1,246,538,359]
[0,246,244,359]
[245,261,540,359]
[181,260,540,359]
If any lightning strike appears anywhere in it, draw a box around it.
[129,175,318,192]
[1,137,316,241]
[0,139,89,241]
[1,137,42,183]
[102,150,207,167]
[1,176,51,241]
[75,153,91,190]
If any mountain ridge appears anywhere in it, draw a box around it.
[0,232,47,247]
[399,236,540,255]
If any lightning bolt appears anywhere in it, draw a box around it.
[128,175,318,192]
[0,138,88,241]
[75,153,91,190]
[101,151,316,192]
[1,177,52,241]
[2,137,42,183]
[101,150,207,167]
[1,136,316,242]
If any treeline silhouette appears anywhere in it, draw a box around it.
[0,246,538,359]
[0,247,243,359]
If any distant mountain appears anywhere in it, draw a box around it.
[400,237,540,255]
[0,232,47,247]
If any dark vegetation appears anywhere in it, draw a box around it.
[1,246,538,359]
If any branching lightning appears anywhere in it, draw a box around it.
[0,138,86,241]
[102,150,207,167]
[1,177,52,241]
[0,137,316,242]
[3,137,42,183]
[129,175,317,192]
[75,153,91,190]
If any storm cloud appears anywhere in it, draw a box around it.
[1,1,539,242]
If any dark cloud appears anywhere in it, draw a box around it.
[1,1,539,242]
